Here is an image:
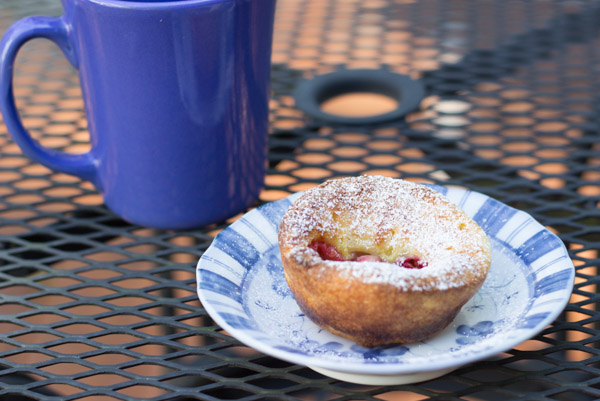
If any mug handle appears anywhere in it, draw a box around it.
[0,16,97,184]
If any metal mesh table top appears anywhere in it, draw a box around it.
[0,0,599,399]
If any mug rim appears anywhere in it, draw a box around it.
[85,0,235,9]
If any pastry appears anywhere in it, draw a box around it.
[278,175,491,347]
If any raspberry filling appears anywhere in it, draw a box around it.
[308,240,427,269]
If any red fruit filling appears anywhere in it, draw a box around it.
[308,240,426,269]
[308,240,346,261]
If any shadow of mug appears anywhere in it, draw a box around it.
[0,0,277,229]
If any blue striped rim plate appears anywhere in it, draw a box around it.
[196,185,574,380]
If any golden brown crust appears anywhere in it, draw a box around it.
[278,176,492,347]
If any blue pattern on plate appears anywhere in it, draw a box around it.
[519,312,551,329]
[197,185,575,375]
[197,269,242,304]
[218,312,260,331]
[351,344,410,359]
[534,268,574,296]
[516,230,564,265]
[473,197,518,235]
[456,321,495,345]
[213,228,260,270]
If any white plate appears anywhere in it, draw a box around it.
[196,185,575,385]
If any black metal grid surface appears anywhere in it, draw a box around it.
[0,0,599,400]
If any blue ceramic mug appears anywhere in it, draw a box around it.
[0,0,276,229]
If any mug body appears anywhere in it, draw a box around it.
[64,0,276,229]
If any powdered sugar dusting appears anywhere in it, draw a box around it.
[278,176,491,292]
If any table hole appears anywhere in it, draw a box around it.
[118,260,160,271]
[333,132,370,143]
[73,194,103,206]
[0,209,38,220]
[370,391,429,401]
[433,99,471,114]
[12,332,61,345]
[295,69,424,124]
[55,242,93,252]
[37,276,82,289]
[40,363,91,375]
[85,353,135,366]
[124,363,169,376]
[304,138,336,150]
[295,153,335,164]
[327,160,368,173]
[500,155,538,167]
[4,352,53,364]
[129,343,165,356]
[291,167,332,179]
[321,92,398,117]
[578,185,600,196]
[534,163,569,174]
[367,140,404,151]
[111,278,158,290]
[396,162,435,173]
[363,154,403,166]
[63,304,110,316]
[117,385,169,398]
[166,251,200,263]
[84,251,128,262]
[91,333,142,346]
[5,194,44,204]
[105,296,153,307]
[123,244,161,254]
[0,323,25,333]
[99,314,148,326]
[43,186,82,197]
[142,305,193,316]
[264,174,297,187]
[78,373,128,386]
[247,377,300,390]
[288,182,319,192]
[12,249,55,261]
[28,294,76,306]
[433,115,469,127]
[20,313,68,325]
[70,286,115,297]
[203,387,255,400]
[51,259,90,270]
[0,285,39,296]
[13,178,51,190]
[331,146,370,157]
